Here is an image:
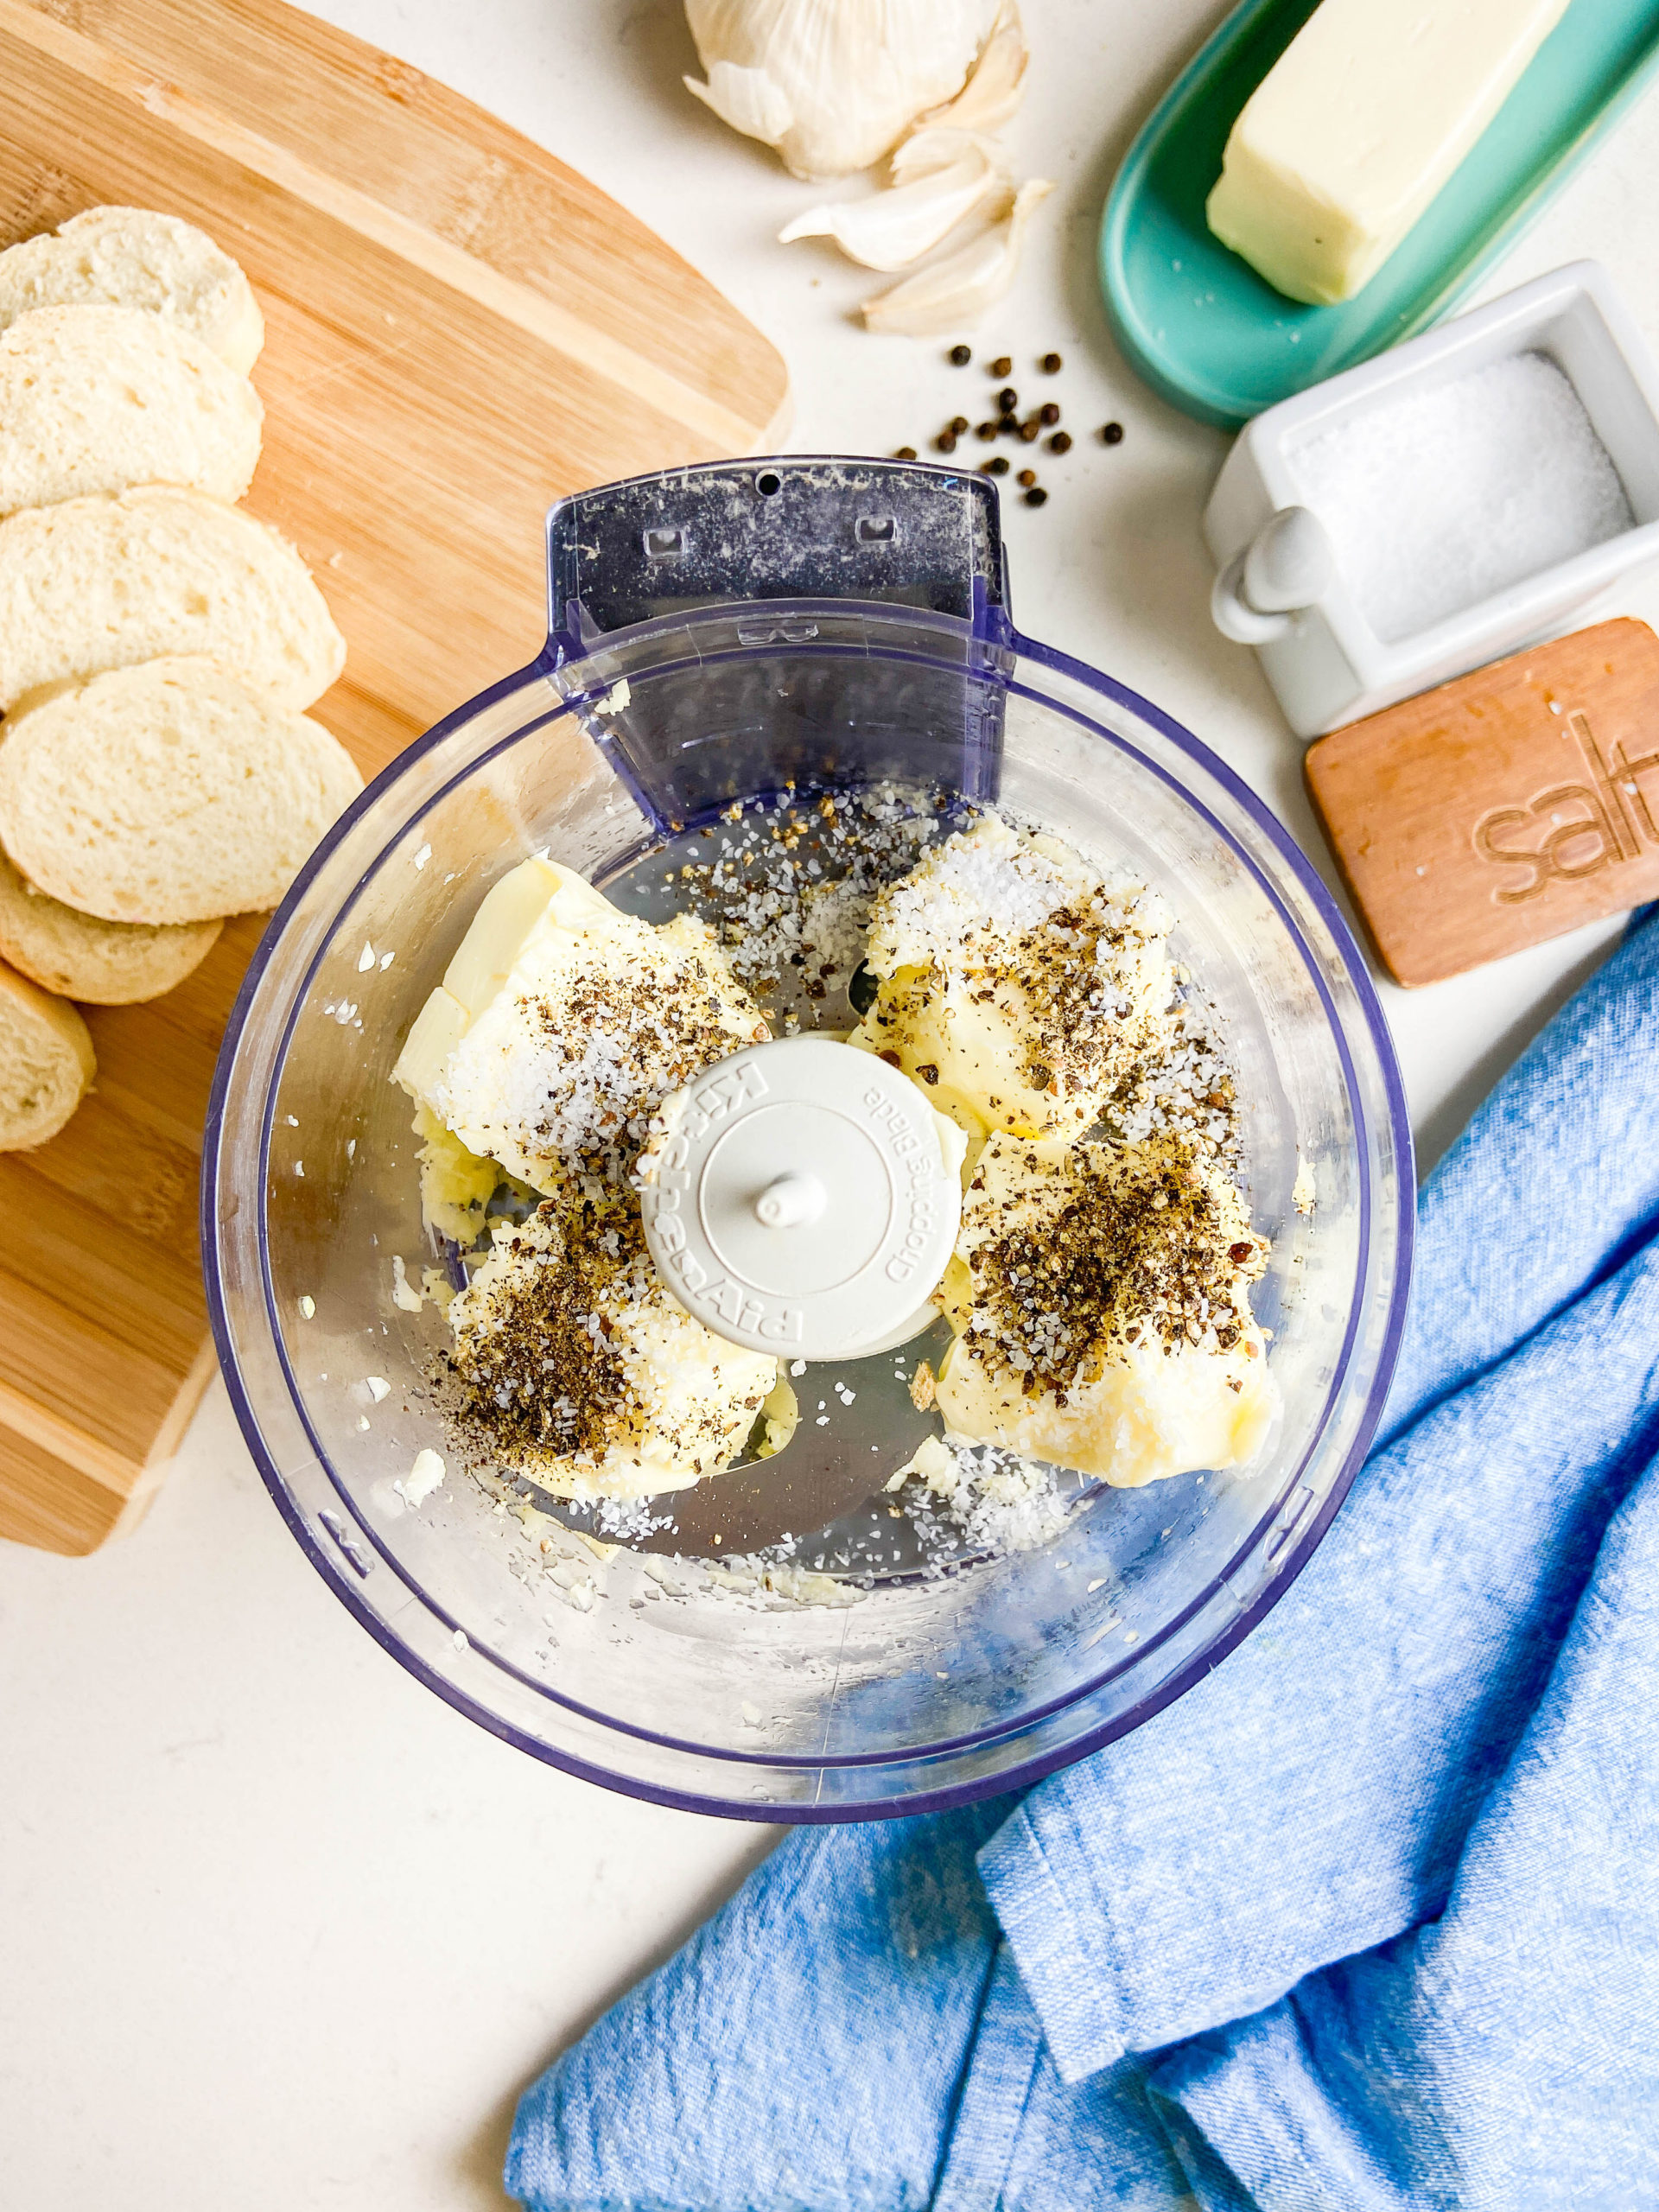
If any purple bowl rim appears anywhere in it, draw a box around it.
[202,618,1415,1822]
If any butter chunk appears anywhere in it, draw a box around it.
[392,856,767,1192]
[1205,0,1570,307]
[410,1103,499,1249]
[934,1131,1277,1487]
[849,814,1173,1143]
[446,1193,778,1501]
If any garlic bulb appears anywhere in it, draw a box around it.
[779,129,1012,272]
[683,0,1007,181]
[862,175,1052,335]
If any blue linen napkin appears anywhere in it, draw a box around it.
[509,910,1659,2212]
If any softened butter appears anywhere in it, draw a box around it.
[1205,0,1570,307]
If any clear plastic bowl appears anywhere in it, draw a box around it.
[205,461,1412,1820]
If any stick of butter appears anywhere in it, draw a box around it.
[1205,0,1571,307]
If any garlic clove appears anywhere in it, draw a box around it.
[683,0,1001,181]
[683,60,794,151]
[888,124,1001,182]
[779,135,1013,273]
[921,0,1029,137]
[861,176,1053,336]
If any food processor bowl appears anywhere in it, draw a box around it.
[205,460,1413,1820]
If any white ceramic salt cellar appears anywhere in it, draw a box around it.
[1205,263,1659,738]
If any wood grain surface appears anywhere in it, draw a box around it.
[0,0,789,1554]
[1306,619,1659,989]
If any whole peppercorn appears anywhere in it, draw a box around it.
[949,415,969,435]
[1040,351,1063,373]
[1048,429,1072,454]
[997,412,1019,435]
[1018,416,1040,442]
[996,385,1018,412]
[985,454,1010,475]
[1101,421,1125,445]
[1039,400,1061,426]
[1017,467,1037,487]
[1024,486,1048,507]
[935,429,957,453]
[894,445,918,460]
[989,354,1013,378]
[949,343,972,365]
[976,420,998,440]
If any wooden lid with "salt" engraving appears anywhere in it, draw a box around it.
[1305,618,1659,988]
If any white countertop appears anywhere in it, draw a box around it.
[5,4,1657,2204]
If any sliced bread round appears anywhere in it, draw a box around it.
[0,304,264,519]
[0,846,222,1004]
[0,206,264,374]
[0,486,345,712]
[0,958,94,1149]
[0,657,365,925]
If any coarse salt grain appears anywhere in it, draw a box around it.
[874,830,1070,966]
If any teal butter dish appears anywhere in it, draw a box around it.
[1101,0,1659,431]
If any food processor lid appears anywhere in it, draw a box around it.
[637,1036,964,1362]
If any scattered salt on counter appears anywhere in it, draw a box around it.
[1290,351,1634,645]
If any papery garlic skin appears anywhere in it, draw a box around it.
[779,130,1012,271]
[683,0,1003,181]
[685,59,794,153]
[862,175,1052,334]
[921,0,1028,136]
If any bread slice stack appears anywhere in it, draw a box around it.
[0,207,359,1151]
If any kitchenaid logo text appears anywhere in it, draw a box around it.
[1473,711,1659,904]
[861,1084,943,1285]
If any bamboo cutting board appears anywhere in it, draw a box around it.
[0,0,790,1554]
